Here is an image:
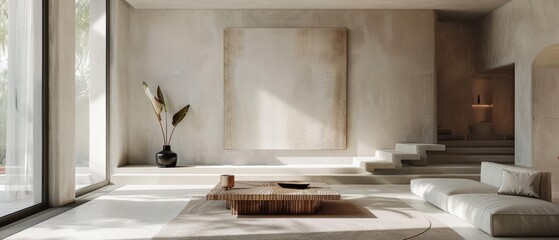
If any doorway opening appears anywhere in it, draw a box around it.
[436,65,515,165]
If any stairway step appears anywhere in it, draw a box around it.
[428,155,514,164]
[437,135,466,140]
[438,140,514,148]
[361,174,480,183]
[396,143,445,166]
[376,150,420,160]
[467,134,509,140]
[437,129,452,135]
[395,143,445,156]
[353,157,396,171]
[374,150,420,168]
[429,147,514,155]
[112,172,480,185]
[372,164,481,175]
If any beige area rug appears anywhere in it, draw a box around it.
[153,197,463,240]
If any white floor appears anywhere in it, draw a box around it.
[4,185,559,240]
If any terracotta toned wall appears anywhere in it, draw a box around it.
[491,75,514,136]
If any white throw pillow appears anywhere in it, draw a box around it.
[497,169,542,198]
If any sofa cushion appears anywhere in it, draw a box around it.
[481,162,540,188]
[481,162,552,201]
[447,193,559,237]
[410,178,497,211]
[498,169,541,198]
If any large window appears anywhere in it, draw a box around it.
[75,0,107,191]
[0,0,45,220]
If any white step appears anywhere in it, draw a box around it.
[395,143,445,158]
[114,164,367,175]
[354,143,444,172]
[353,157,396,171]
[112,165,378,185]
[375,150,420,168]
[111,165,479,185]
[396,143,445,166]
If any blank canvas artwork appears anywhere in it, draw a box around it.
[224,28,347,149]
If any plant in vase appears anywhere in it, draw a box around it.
[143,82,190,168]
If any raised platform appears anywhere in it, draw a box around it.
[111,164,479,185]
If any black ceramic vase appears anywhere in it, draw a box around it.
[156,145,177,168]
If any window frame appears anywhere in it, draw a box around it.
[0,0,50,227]
[75,0,110,197]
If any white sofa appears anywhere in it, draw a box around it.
[411,162,559,237]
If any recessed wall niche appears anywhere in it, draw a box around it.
[224,28,347,150]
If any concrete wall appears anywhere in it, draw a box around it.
[436,22,476,136]
[478,0,559,167]
[118,9,436,165]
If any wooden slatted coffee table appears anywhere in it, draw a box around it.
[206,181,341,215]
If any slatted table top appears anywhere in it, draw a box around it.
[206,181,341,201]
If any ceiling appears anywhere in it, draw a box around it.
[125,0,510,20]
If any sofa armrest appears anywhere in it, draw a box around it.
[541,172,552,202]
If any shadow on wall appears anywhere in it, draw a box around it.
[532,44,559,197]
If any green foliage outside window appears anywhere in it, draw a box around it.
[0,0,8,165]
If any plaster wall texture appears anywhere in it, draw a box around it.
[533,66,559,191]
[436,22,476,136]
[121,9,436,165]
[223,28,347,150]
[478,0,559,167]
[490,75,514,136]
[48,0,76,206]
[109,0,131,171]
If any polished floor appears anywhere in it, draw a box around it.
[4,185,559,240]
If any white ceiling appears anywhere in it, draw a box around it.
[125,0,510,19]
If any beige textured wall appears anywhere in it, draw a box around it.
[49,0,76,206]
[533,66,559,168]
[224,28,347,150]
[480,0,559,198]
[478,0,559,167]
[436,22,476,136]
[121,9,436,165]
[109,0,131,171]
[533,65,559,197]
